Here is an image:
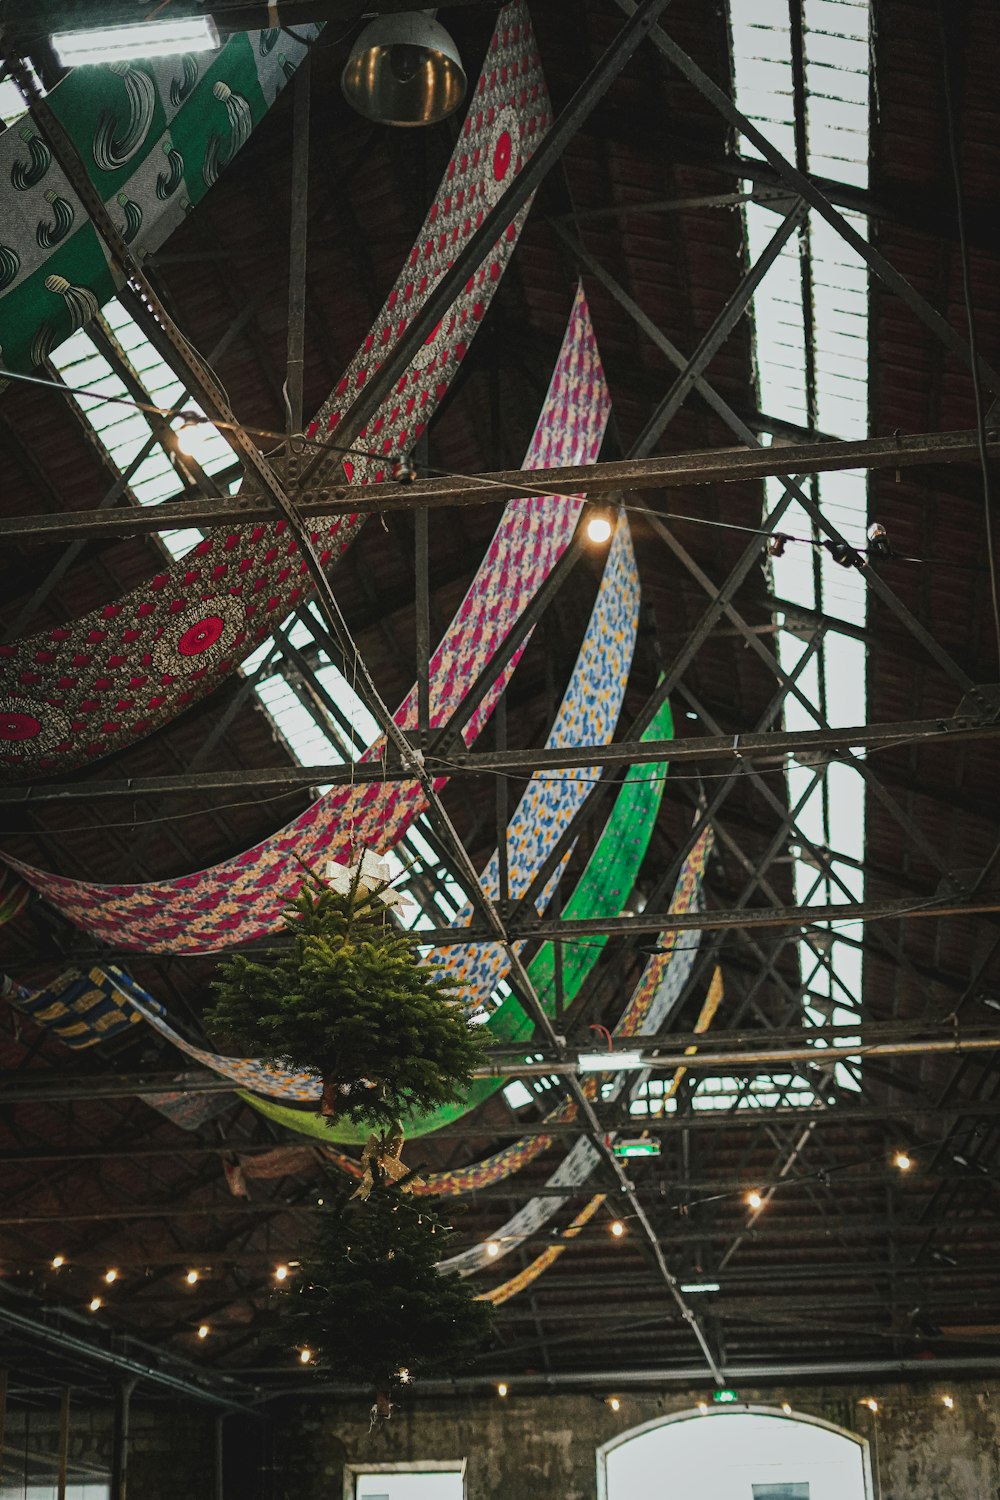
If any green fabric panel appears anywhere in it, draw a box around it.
[242,697,674,1145]
[0,31,309,373]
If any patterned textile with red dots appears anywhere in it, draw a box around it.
[4,285,612,954]
[0,1,550,779]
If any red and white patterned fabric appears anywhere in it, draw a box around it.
[5,286,610,953]
[0,2,549,777]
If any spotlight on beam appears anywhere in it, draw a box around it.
[341,12,467,127]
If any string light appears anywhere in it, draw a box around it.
[485,1241,500,1258]
[585,511,613,545]
[89,1297,102,1312]
[299,1347,313,1365]
[893,1151,912,1172]
[610,1220,626,1238]
[51,1255,65,1270]
[497,1382,509,1398]
[274,1263,290,1281]
[185,1269,199,1285]
[198,1324,210,1340]
[104,1268,118,1284]
[746,1190,763,1210]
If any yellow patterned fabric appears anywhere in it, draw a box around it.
[477,1193,607,1305]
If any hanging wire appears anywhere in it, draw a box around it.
[938,0,1000,664]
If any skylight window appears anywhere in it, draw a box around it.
[730,0,871,1094]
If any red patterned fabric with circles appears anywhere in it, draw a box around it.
[0,1,550,777]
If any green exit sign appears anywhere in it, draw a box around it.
[611,1138,661,1159]
[713,1389,739,1404]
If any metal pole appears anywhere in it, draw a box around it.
[109,1381,134,1500]
[4,708,995,803]
[4,428,997,541]
[56,1387,70,1500]
[286,55,311,441]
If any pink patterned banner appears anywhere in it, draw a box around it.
[0,2,548,777]
[5,286,610,953]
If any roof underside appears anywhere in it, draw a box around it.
[2,0,1000,1405]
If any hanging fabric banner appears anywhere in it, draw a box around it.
[436,825,714,1273]
[4,282,610,952]
[128,681,669,1123]
[1,963,164,1049]
[473,965,724,1301]
[0,2,551,777]
[0,28,318,376]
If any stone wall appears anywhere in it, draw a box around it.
[268,1380,1000,1500]
[6,1379,999,1498]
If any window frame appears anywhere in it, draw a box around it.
[343,1458,468,1500]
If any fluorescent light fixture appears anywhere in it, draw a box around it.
[0,61,43,124]
[680,1281,721,1294]
[52,17,220,67]
[578,1050,644,1072]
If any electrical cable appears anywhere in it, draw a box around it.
[939,0,1000,665]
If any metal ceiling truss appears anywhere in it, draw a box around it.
[5,0,1000,1390]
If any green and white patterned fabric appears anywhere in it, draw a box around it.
[0,26,316,374]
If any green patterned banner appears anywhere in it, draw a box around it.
[0,27,314,373]
[243,693,674,1144]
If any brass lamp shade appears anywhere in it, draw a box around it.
[341,12,467,127]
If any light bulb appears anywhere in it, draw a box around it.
[51,1255,65,1270]
[746,1190,763,1210]
[942,1394,954,1409]
[864,1397,878,1413]
[104,1268,118,1284]
[697,1400,708,1414]
[485,1241,500,1258]
[893,1151,912,1172]
[299,1347,313,1364]
[586,513,613,545]
[497,1382,508,1398]
[274,1263,289,1282]
[89,1296,102,1312]
[608,1396,621,1412]
[610,1220,625,1238]
[186,1269,199,1285]
[782,1402,792,1415]
[198,1324,209,1340]
[174,415,220,464]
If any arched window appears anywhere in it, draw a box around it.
[598,1407,872,1500]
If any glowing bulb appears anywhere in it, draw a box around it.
[89,1297,102,1312]
[746,1190,763,1210]
[174,415,220,464]
[104,1268,118,1284]
[864,1397,878,1413]
[610,1220,625,1238]
[51,1255,65,1269]
[397,1367,412,1384]
[942,1394,954,1409]
[299,1347,313,1364]
[185,1269,199,1285]
[485,1241,500,1258]
[608,1396,621,1412]
[586,513,613,545]
[198,1324,209,1340]
[782,1402,792,1415]
[274,1263,289,1281]
[893,1151,912,1172]
[497,1382,508,1398]
[697,1400,708,1414]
